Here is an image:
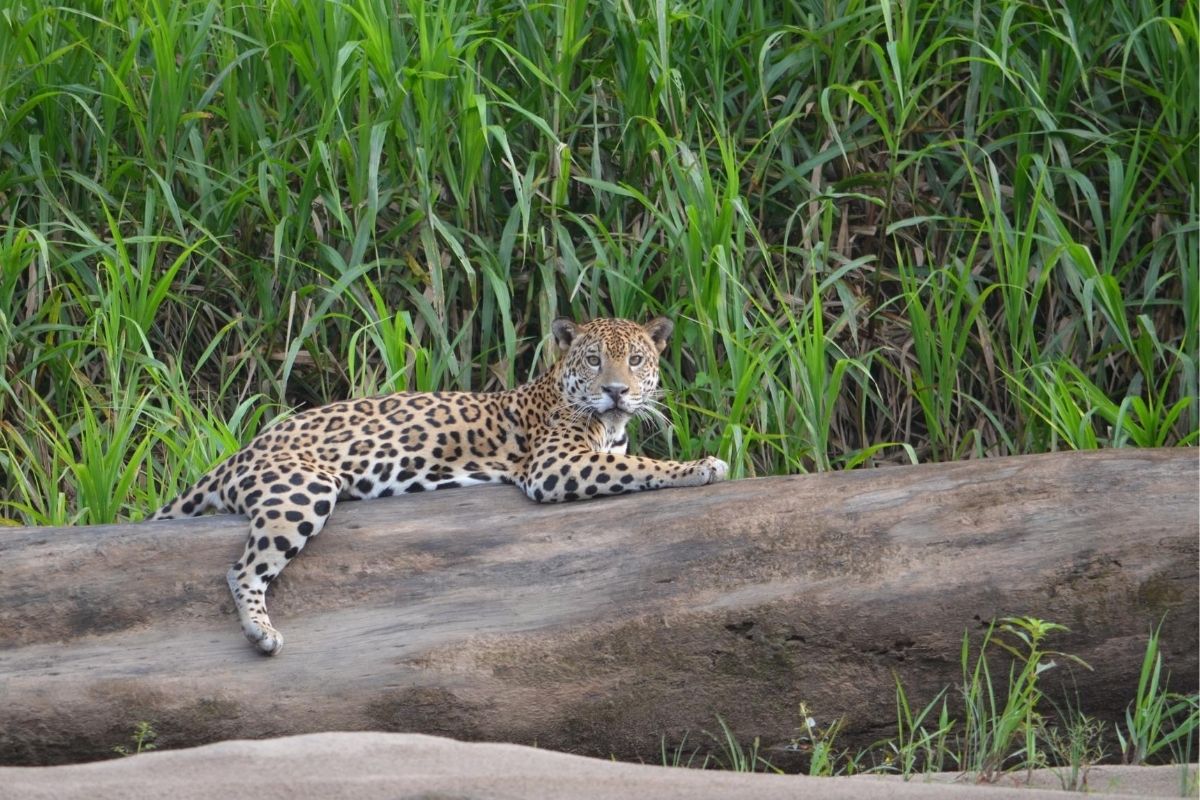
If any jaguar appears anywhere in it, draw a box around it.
[154,317,728,654]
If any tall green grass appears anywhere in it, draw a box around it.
[1,0,1195,525]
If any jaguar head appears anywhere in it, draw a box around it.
[552,317,673,419]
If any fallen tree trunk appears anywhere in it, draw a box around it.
[1,450,1196,766]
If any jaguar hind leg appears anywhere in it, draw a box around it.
[228,463,340,655]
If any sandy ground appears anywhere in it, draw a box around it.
[3,732,1194,800]
[855,763,1195,797]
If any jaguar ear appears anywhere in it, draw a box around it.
[643,317,673,353]
[551,318,580,352]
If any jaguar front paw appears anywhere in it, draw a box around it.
[697,456,729,484]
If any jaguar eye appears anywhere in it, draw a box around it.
[586,355,601,367]
[628,354,644,367]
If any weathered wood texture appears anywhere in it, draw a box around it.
[1,450,1196,766]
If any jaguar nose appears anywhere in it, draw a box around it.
[602,383,629,404]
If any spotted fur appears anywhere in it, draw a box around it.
[154,317,728,655]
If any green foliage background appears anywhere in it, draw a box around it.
[1,0,1196,525]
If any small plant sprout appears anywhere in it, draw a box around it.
[1116,623,1200,766]
[1038,703,1107,792]
[112,721,158,757]
[702,715,780,774]
[660,731,710,769]
[888,676,954,779]
[793,701,849,777]
[959,617,1092,783]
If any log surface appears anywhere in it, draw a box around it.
[1,449,1196,766]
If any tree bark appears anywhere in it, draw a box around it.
[1,449,1196,766]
